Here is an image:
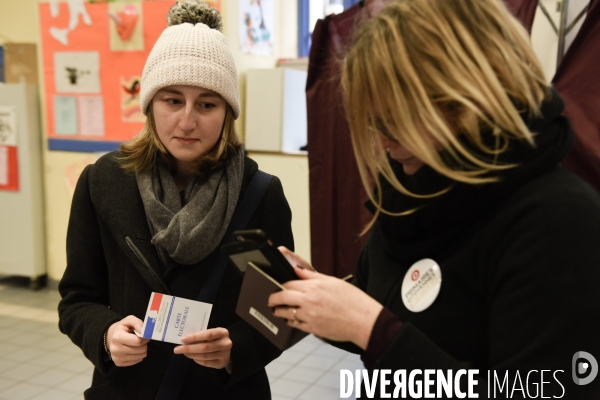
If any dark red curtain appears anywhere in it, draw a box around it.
[553,0,600,194]
[504,0,538,31]
[306,4,371,277]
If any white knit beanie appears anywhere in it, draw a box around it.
[140,1,240,119]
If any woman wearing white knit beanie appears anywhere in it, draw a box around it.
[58,2,294,399]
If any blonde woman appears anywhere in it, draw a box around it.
[58,2,292,399]
[270,0,600,397]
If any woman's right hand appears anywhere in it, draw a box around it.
[106,315,150,367]
[268,268,382,350]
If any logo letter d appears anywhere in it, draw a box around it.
[573,351,598,385]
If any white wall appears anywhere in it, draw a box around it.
[246,152,311,261]
[531,0,589,81]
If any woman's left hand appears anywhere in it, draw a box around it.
[268,268,383,350]
[174,327,232,369]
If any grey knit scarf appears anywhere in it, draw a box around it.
[136,150,244,267]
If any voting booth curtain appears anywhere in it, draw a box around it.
[504,0,538,32]
[306,3,370,278]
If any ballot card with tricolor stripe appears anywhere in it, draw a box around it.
[139,292,213,345]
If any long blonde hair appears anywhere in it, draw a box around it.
[342,0,549,230]
[118,104,242,176]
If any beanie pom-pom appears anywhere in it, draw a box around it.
[167,1,222,31]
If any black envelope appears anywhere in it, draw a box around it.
[236,262,307,350]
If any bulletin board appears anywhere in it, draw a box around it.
[39,1,173,152]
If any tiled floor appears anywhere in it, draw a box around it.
[0,276,362,400]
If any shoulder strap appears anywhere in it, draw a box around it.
[156,170,273,400]
[195,170,273,304]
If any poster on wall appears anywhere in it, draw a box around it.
[0,106,19,191]
[239,0,274,56]
[40,1,173,152]
[53,96,78,135]
[54,51,101,93]
[108,2,144,52]
[120,75,144,122]
[78,96,105,136]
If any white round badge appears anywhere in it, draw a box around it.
[401,258,442,312]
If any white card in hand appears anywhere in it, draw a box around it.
[139,292,212,344]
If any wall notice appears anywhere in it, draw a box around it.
[0,106,17,146]
[0,106,19,191]
[239,0,274,56]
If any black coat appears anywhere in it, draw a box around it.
[58,152,294,400]
[354,92,600,398]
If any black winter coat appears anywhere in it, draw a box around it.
[354,91,600,398]
[58,153,294,400]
